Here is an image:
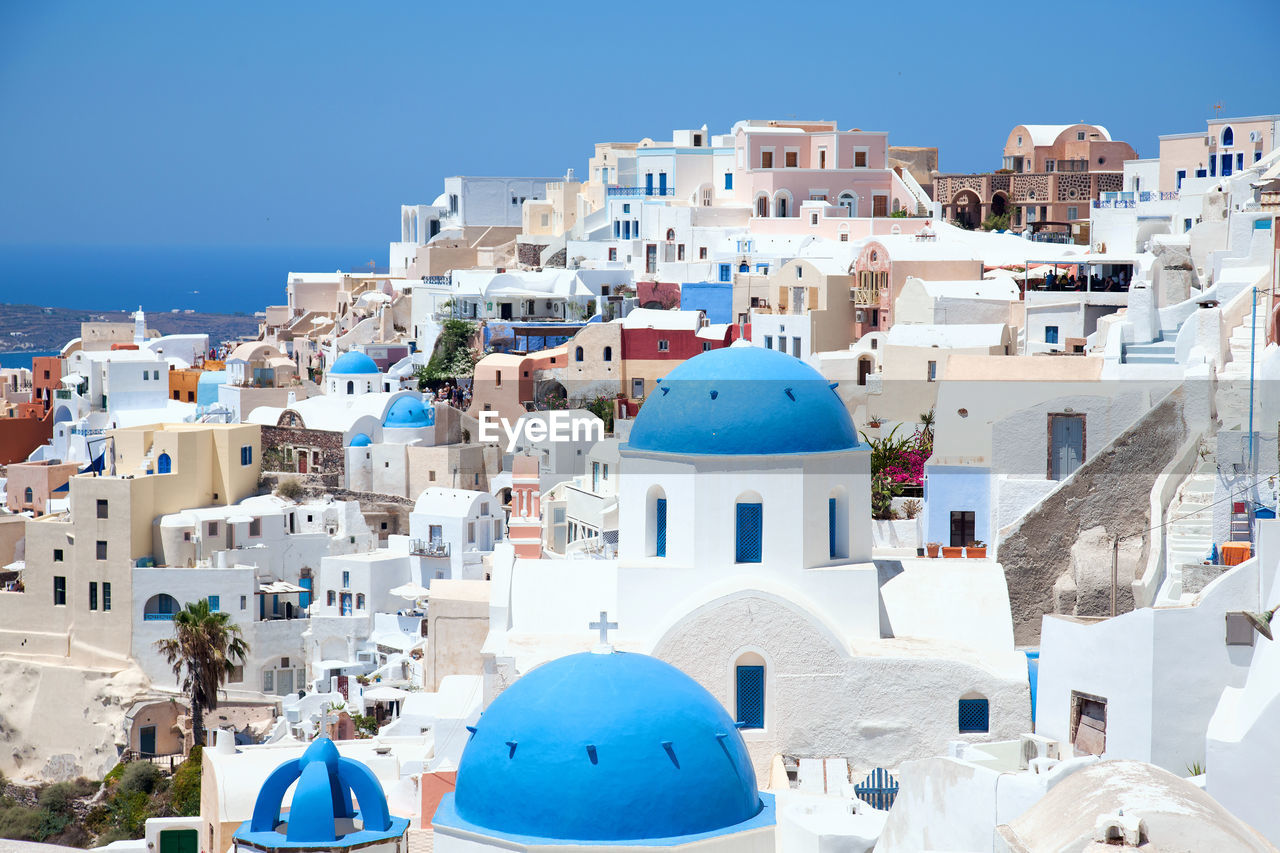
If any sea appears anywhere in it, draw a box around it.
[0,242,385,369]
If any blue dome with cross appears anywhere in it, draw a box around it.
[626,345,860,455]
[440,651,768,842]
[330,351,380,375]
[234,737,409,849]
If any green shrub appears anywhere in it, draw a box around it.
[0,803,44,841]
[102,763,126,787]
[117,763,163,797]
[276,478,304,501]
[170,746,202,817]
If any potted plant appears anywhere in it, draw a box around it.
[926,542,941,558]
[966,541,987,558]
[867,414,883,429]
[941,544,963,558]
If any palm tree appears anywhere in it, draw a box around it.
[919,408,936,449]
[155,599,250,749]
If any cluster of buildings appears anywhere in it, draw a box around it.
[2,111,1280,852]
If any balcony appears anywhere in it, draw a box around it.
[55,389,72,400]
[143,613,175,621]
[410,539,450,557]
[607,186,676,198]
[421,275,452,287]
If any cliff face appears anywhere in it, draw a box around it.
[0,658,151,783]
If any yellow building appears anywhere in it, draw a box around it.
[0,422,261,664]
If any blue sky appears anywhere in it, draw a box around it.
[1,0,1276,248]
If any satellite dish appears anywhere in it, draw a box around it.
[1244,605,1280,641]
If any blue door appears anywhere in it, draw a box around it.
[140,725,156,756]
[340,593,352,616]
[299,576,312,609]
[655,498,667,558]
[1050,415,1084,480]
[658,172,667,195]
[829,497,838,558]
[157,452,171,474]
[207,595,219,612]
[736,665,764,728]
[645,173,654,196]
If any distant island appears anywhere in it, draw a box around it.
[0,303,261,354]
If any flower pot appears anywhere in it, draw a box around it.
[916,547,926,557]
[966,546,987,558]
[941,546,963,558]
[926,543,941,558]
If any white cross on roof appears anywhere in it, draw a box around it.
[589,610,618,653]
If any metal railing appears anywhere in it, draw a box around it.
[55,389,72,399]
[1139,191,1179,202]
[410,539,450,557]
[143,612,175,621]
[607,186,676,198]
[1092,200,1137,209]
[421,275,452,287]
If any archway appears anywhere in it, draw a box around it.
[838,191,858,217]
[991,192,1007,217]
[951,190,981,229]
[755,194,769,217]
[144,593,180,619]
[157,452,172,474]
[773,191,792,218]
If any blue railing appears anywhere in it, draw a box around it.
[70,426,105,436]
[854,768,899,811]
[1092,200,1137,209]
[607,187,676,198]
[1139,191,1179,202]
[143,613,175,621]
[421,275,452,287]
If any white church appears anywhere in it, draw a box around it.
[484,343,1031,780]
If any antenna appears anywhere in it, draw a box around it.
[1212,101,1224,117]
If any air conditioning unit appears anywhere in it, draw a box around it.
[1205,136,1214,146]
[1250,131,1262,143]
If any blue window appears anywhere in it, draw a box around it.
[1210,156,1216,177]
[240,445,253,466]
[736,665,764,729]
[613,220,620,238]
[157,452,171,474]
[719,264,731,282]
[207,595,220,612]
[622,221,630,240]
[645,173,654,195]
[1045,326,1059,344]
[958,698,989,733]
[655,498,667,558]
[1237,153,1244,172]
[1221,126,1234,147]
[1196,169,1207,178]
[1176,169,1186,189]
[622,203,630,214]
[342,571,350,588]
[735,502,763,563]
[1222,154,1232,177]
[724,172,733,190]
[756,264,768,273]
[1184,218,1193,232]
[829,497,837,559]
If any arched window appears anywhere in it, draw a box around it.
[735,495,763,563]
[346,380,354,394]
[756,194,769,217]
[575,346,584,362]
[838,192,857,217]
[958,694,990,733]
[356,593,365,610]
[156,452,171,474]
[774,191,791,218]
[647,485,667,558]
[739,262,749,273]
[143,593,180,620]
[23,487,33,504]
[327,590,336,606]
[735,652,765,729]
[665,228,676,242]
[603,346,613,362]
[1221,126,1234,148]
[828,487,848,559]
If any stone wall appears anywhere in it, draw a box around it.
[516,242,546,267]
[260,425,345,476]
[997,388,1192,644]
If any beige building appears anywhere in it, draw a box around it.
[521,176,582,238]
[424,579,490,691]
[1158,114,1280,193]
[0,422,261,664]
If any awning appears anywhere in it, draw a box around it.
[258,580,307,595]
[363,686,410,702]
[315,659,363,671]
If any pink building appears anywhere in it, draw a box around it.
[731,120,920,220]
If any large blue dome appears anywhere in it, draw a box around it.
[383,396,431,428]
[451,652,762,841]
[626,345,859,455]
[330,351,379,374]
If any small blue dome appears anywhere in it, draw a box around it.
[330,351,379,374]
[451,652,761,841]
[627,346,859,455]
[234,737,409,849]
[383,396,430,428]
[349,433,372,447]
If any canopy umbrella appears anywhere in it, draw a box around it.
[390,582,431,600]
[363,685,410,702]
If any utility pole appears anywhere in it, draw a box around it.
[1111,537,1119,618]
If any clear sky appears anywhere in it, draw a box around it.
[2,0,1276,249]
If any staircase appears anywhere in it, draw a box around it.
[1165,458,1217,573]
[1217,289,1268,429]
[1121,328,1180,365]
